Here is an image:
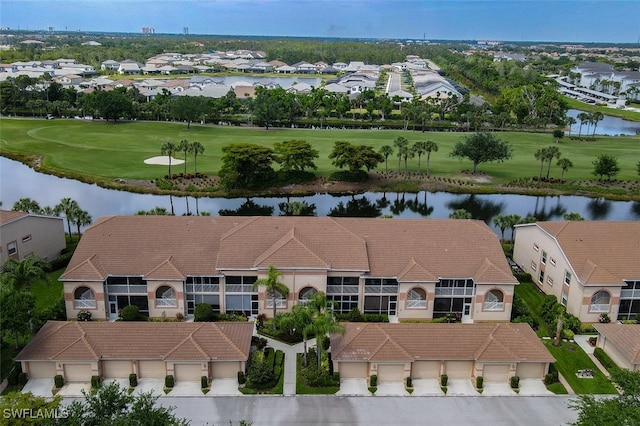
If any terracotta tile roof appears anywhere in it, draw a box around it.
[16,321,253,362]
[533,221,640,285]
[0,209,28,225]
[593,323,640,365]
[331,323,554,363]
[61,216,515,285]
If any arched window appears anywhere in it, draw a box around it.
[299,287,318,304]
[407,288,427,308]
[74,287,96,309]
[483,289,504,311]
[266,290,286,308]
[590,291,610,312]
[156,286,177,307]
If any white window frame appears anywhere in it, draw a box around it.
[550,257,556,267]
[533,243,539,252]
[531,261,537,271]
[483,290,504,311]
[547,276,554,286]
[21,234,32,243]
[541,251,547,265]
[156,286,177,308]
[74,287,96,309]
[561,292,568,306]
[407,288,427,309]
[7,241,17,255]
[564,271,571,286]
[590,291,610,313]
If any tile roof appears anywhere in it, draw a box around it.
[16,321,253,362]
[331,323,554,363]
[593,323,640,365]
[0,209,28,225]
[533,221,640,285]
[61,216,515,284]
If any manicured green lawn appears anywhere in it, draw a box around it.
[546,382,569,394]
[295,354,338,394]
[32,269,64,312]
[544,340,617,395]
[1,118,639,186]
[514,282,548,337]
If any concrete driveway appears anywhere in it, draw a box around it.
[103,377,129,390]
[22,378,53,397]
[482,382,516,396]
[133,378,164,396]
[57,382,91,397]
[167,381,203,396]
[519,379,553,395]
[208,378,241,396]
[412,379,444,396]
[336,378,370,396]
[446,379,479,396]
[376,382,409,396]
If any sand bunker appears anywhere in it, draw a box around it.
[144,156,185,165]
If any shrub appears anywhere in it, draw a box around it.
[370,374,377,387]
[238,371,246,385]
[562,329,575,340]
[77,309,92,321]
[406,376,412,388]
[580,323,597,334]
[193,303,215,322]
[476,376,483,389]
[18,372,27,385]
[54,374,64,388]
[201,375,209,389]
[598,313,611,323]
[91,375,102,388]
[165,375,174,388]
[256,313,267,330]
[7,364,21,386]
[440,374,448,386]
[120,305,140,321]
[129,373,137,387]
[348,308,364,322]
[248,350,273,386]
[251,336,268,351]
[513,272,533,283]
[593,347,619,373]
[544,364,559,385]
[510,376,520,389]
[175,312,184,322]
[588,336,597,346]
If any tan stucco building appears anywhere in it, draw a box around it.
[0,210,66,264]
[513,221,640,322]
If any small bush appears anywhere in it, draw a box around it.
[580,323,597,334]
[348,308,364,322]
[562,329,575,340]
[370,374,377,387]
[440,374,448,386]
[201,375,209,389]
[120,305,140,321]
[238,371,246,385]
[77,309,92,321]
[175,312,184,321]
[588,336,597,346]
[91,375,102,388]
[598,313,611,323]
[248,350,274,386]
[129,373,137,387]
[251,336,268,351]
[7,364,21,386]
[406,376,412,388]
[476,376,483,389]
[54,374,64,388]
[513,272,533,283]
[165,375,174,388]
[193,303,215,322]
[544,364,559,385]
[593,347,619,373]
[510,376,520,389]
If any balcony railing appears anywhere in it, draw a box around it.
[327,285,359,294]
[483,301,504,311]
[590,303,610,313]
[266,299,286,308]
[156,298,177,307]
[620,290,639,298]
[74,299,96,309]
[435,288,474,297]
[406,299,426,308]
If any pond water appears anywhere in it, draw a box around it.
[2,157,639,235]
[566,109,640,136]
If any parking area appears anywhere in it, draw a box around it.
[482,382,516,396]
[21,378,53,397]
[412,379,444,396]
[167,381,203,396]
[376,382,409,396]
[446,379,479,396]
[208,378,241,396]
[133,378,165,396]
[56,382,91,397]
[518,379,553,395]
[336,378,371,396]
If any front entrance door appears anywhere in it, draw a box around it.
[462,302,472,321]
[109,300,118,319]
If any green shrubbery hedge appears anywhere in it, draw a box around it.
[593,347,619,373]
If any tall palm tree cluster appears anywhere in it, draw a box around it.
[160,139,205,178]
[379,137,439,176]
[12,197,91,239]
[574,111,604,139]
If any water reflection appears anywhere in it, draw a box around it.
[566,109,640,136]
[446,194,504,223]
[527,196,567,221]
[586,198,612,220]
[219,199,274,216]
[328,195,381,217]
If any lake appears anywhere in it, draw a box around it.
[1,157,638,235]
[567,109,640,136]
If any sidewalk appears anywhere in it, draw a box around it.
[260,334,316,396]
[573,335,611,378]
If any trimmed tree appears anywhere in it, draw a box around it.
[449,132,512,174]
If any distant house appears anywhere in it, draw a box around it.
[100,60,120,72]
[0,210,65,264]
[593,323,640,371]
[513,221,640,322]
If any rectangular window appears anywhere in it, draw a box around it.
[561,292,568,306]
[541,251,547,265]
[547,276,554,286]
[531,261,537,271]
[533,243,539,252]
[7,241,17,255]
[539,270,545,284]
[564,271,571,286]
[21,234,32,243]
[550,257,556,266]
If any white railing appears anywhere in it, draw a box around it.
[590,304,609,313]
[406,299,426,308]
[435,288,474,297]
[266,299,286,308]
[157,298,177,307]
[483,301,504,311]
[186,284,219,293]
[74,299,96,309]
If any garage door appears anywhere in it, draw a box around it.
[483,364,510,382]
[27,362,56,378]
[138,361,165,378]
[103,361,132,378]
[377,364,404,383]
[63,364,92,382]
[212,361,239,379]
[339,362,368,379]
[516,363,545,379]
[412,361,440,379]
[174,364,202,381]
[445,361,473,379]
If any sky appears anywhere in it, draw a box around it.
[1,0,639,43]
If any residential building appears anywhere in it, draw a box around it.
[0,210,65,264]
[593,323,640,371]
[513,221,640,322]
[60,216,517,323]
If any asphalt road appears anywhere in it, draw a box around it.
[151,395,578,426]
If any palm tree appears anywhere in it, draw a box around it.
[565,116,576,137]
[493,214,509,243]
[73,209,92,237]
[506,214,523,243]
[449,209,472,219]
[576,112,589,138]
[290,304,314,366]
[177,139,192,175]
[191,141,205,175]
[306,291,343,369]
[411,141,427,174]
[534,147,549,180]
[253,265,289,327]
[54,197,79,240]
[393,136,408,172]
[563,212,584,221]
[1,255,49,292]
[424,141,438,177]
[160,141,177,178]
[12,198,41,214]
[544,146,561,179]
[557,157,574,181]
[591,112,604,138]
[378,145,393,172]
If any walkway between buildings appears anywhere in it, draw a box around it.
[259,333,317,396]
